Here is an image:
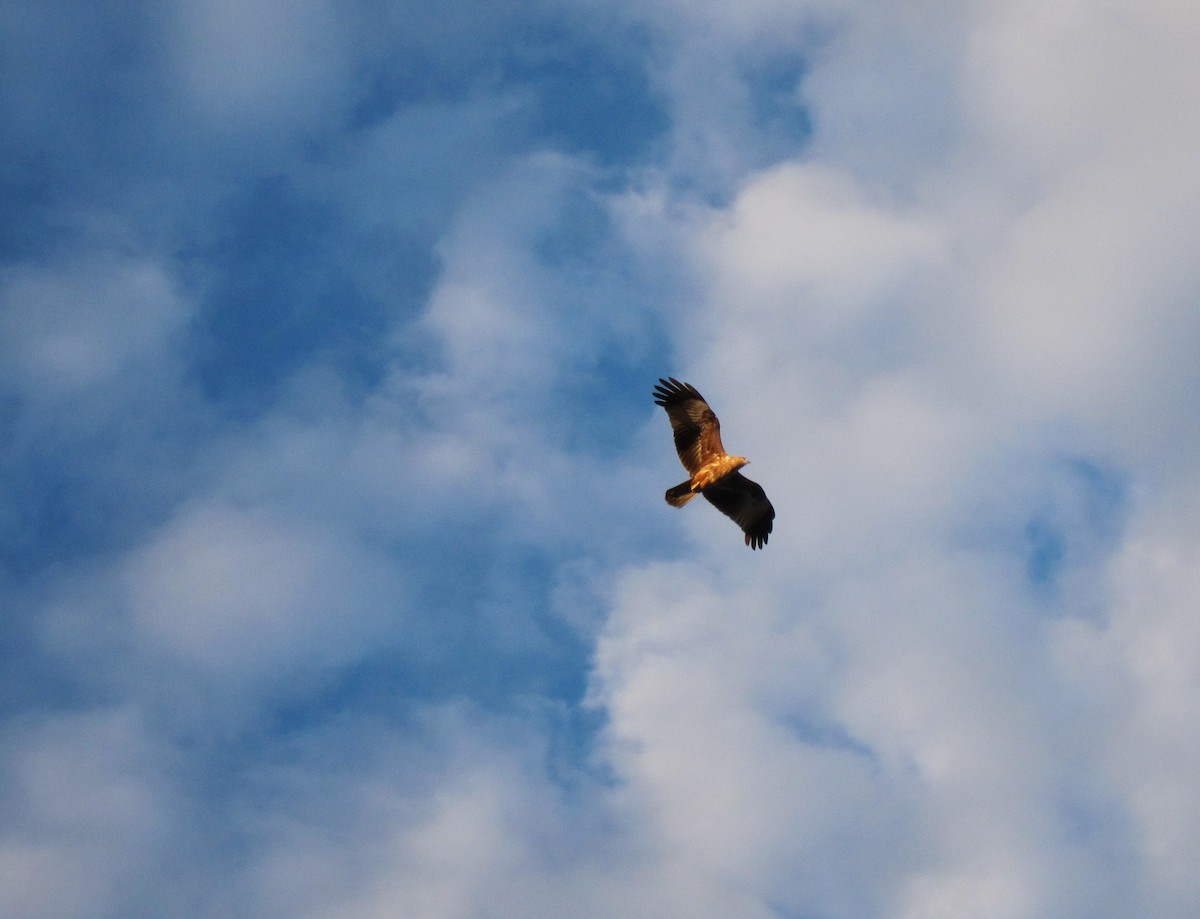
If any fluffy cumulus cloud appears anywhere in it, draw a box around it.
[4,1,1200,917]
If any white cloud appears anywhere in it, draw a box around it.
[575,3,1200,918]
[238,705,638,919]
[948,1,1200,459]
[0,710,174,919]
[169,0,352,135]
[965,1,1200,174]
[121,502,405,683]
[705,163,944,322]
[0,253,186,402]
[416,153,600,392]
[593,561,919,917]
[1053,478,1200,915]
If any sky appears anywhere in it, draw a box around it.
[3,1,1200,917]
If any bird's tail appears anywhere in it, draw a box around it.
[665,480,698,507]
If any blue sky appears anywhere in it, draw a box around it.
[4,1,1200,917]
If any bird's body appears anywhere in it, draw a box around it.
[653,377,775,549]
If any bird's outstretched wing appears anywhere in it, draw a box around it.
[700,471,775,549]
[652,377,727,475]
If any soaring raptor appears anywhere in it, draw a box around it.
[653,377,775,549]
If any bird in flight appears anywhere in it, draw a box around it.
[653,377,775,549]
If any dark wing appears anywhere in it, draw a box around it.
[652,377,728,475]
[701,471,775,549]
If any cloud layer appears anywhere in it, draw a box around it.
[4,1,1200,917]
